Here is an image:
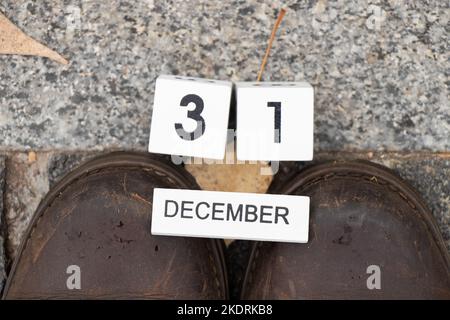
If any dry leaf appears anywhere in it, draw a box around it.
[186,146,274,246]
[28,151,37,163]
[0,12,68,65]
[186,143,273,194]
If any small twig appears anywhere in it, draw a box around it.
[256,8,286,82]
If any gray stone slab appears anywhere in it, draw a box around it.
[0,1,448,152]
[0,156,6,294]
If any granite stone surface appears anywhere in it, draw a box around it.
[0,1,448,152]
[0,156,6,293]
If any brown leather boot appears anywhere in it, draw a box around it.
[3,152,228,299]
[241,160,450,299]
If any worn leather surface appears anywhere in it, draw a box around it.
[3,152,227,299]
[242,160,450,299]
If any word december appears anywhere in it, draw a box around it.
[164,200,290,224]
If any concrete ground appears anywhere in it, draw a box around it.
[0,1,449,296]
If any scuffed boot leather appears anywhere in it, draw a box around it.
[242,160,450,299]
[3,152,228,299]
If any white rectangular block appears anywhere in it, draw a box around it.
[236,82,314,161]
[151,188,310,243]
[149,75,232,159]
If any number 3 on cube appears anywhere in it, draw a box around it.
[148,75,232,159]
[236,82,314,161]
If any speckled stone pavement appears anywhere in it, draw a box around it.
[0,1,449,296]
[0,0,448,151]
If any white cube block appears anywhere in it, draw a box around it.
[149,75,232,159]
[236,82,314,161]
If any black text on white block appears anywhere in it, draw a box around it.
[236,82,314,161]
[151,188,310,243]
[148,75,232,159]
